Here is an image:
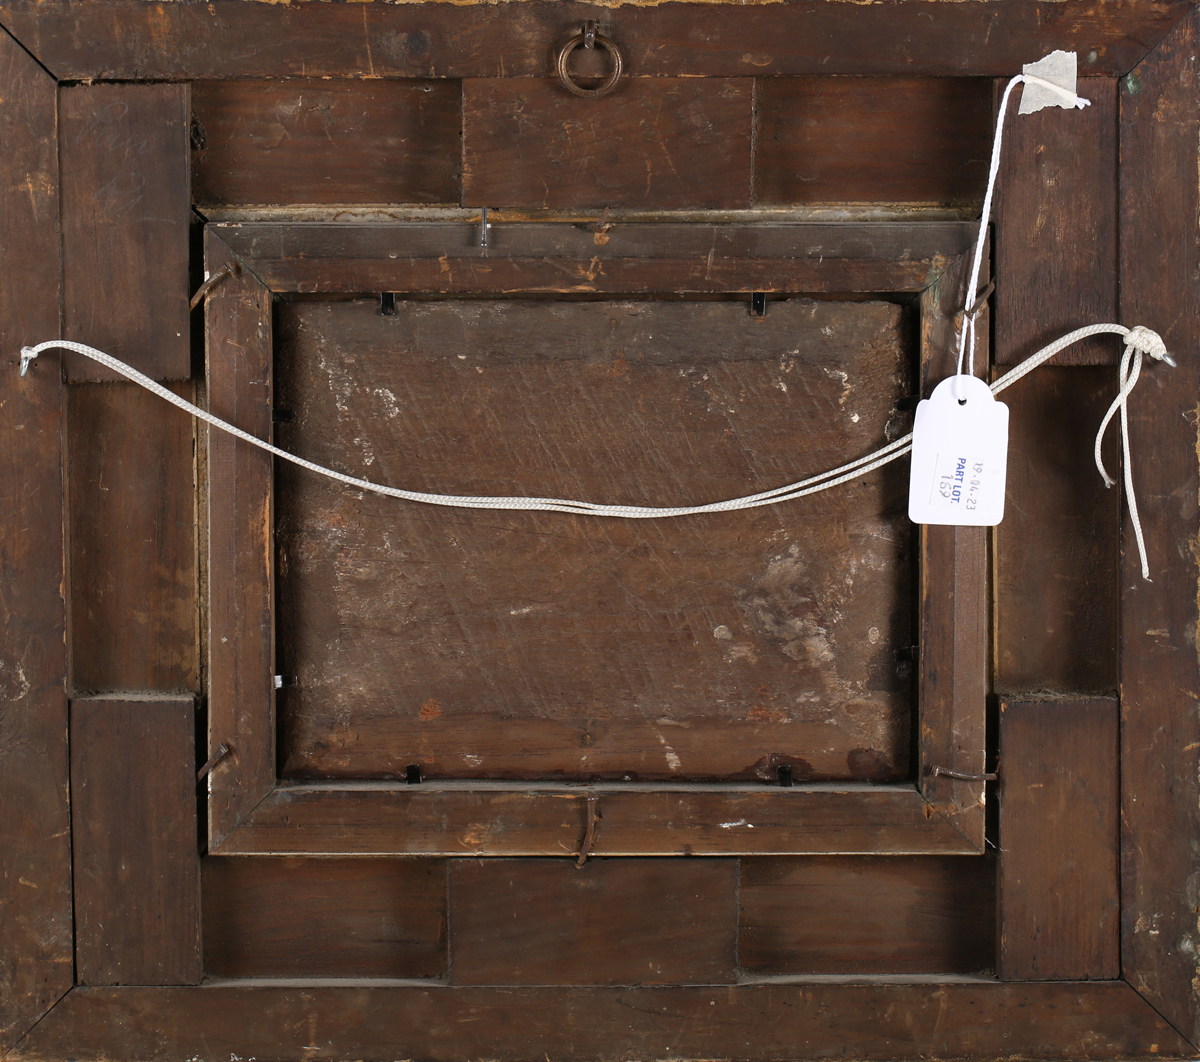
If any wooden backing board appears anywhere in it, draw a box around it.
[0,0,1189,80]
[70,697,201,986]
[7,982,1193,1061]
[449,858,738,985]
[1118,5,1200,1044]
[192,80,462,208]
[0,23,72,1053]
[60,82,191,382]
[462,79,752,210]
[997,699,1120,981]
[994,78,1120,367]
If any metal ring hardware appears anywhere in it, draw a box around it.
[556,21,623,99]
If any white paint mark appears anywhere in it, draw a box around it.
[868,626,881,644]
[463,753,483,767]
[712,625,733,640]
[373,387,400,419]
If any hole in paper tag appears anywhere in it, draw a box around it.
[908,375,1009,526]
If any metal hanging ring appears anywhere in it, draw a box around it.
[556,21,623,99]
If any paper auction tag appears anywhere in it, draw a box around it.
[908,375,1009,526]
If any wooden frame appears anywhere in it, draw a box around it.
[2,1,1198,1059]
[203,220,988,858]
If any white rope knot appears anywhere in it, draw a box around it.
[1125,324,1174,365]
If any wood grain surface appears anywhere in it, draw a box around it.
[203,857,447,979]
[60,82,190,381]
[997,699,1119,981]
[755,78,990,206]
[8,982,1193,1061]
[1118,6,1200,1044]
[994,78,1120,367]
[71,697,201,986]
[192,80,462,208]
[273,298,914,783]
[68,383,198,694]
[463,79,751,210]
[0,23,72,1053]
[739,856,994,975]
[449,858,737,985]
[994,368,1119,695]
[0,0,1188,80]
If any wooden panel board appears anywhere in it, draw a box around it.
[202,857,446,979]
[59,82,190,382]
[994,79,1119,367]
[755,78,991,206]
[739,856,994,975]
[70,697,201,986]
[0,24,72,1053]
[994,368,1119,695]
[463,79,751,210]
[998,699,1119,981]
[273,298,913,783]
[8,982,1193,1061]
[211,220,976,296]
[449,858,736,985]
[215,784,978,857]
[192,80,462,208]
[1,0,1188,80]
[204,232,276,847]
[68,383,198,694]
[1119,6,1200,1044]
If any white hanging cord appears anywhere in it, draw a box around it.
[17,324,1173,577]
[955,74,1092,389]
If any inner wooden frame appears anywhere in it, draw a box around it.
[202,220,989,857]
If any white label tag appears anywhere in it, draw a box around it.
[908,375,1009,526]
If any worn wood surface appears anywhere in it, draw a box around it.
[994,368,1119,695]
[70,697,201,986]
[203,857,447,979]
[192,80,462,208]
[1119,6,1200,1045]
[739,856,994,975]
[214,784,977,857]
[449,858,737,985]
[998,699,1119,981]
[917,249,988,850]
[60,82,190,382]
[0,24,72,1054]
[756,78,990,206]
[463,79,751,210]
[213,221,975,296]
[9,982,1194,1061]
[274,298,913,783]
[994,79,1120,367]
[205,232,276,847]
[0,1,1189,80]
[68,383,198,694]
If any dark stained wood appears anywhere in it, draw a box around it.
[212,220,976,295]
[1119,6,1200,1043]
[994,79,1120,366]
[68,383,198,694]
[755,78,991,206]
[274,298,912,784]
[463,79,751,210]
[71,697,201,986]
[59,82,190,382]
[1,1,1189,80]
[917,249,988,850]
[202,857,446,979]
[994,368,1119,695]
[998,699,1120,981]
[192,80,462,208]
[9,982,1194,1061]
[204,231,276,848]
[0,24,72,1053]
[739,856,994,975]
[449,858,736,985]
[215,784,977,857]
